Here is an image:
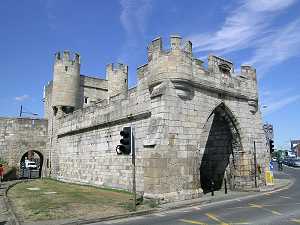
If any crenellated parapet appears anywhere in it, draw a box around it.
[145,35,194,90]
[208,55,234,75]
[55,51,80,66]
[137,35,259,103]
[241,64,256,81]
[106,63,128,99]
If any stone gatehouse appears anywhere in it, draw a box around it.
[42,35,270,202]
[0,117,48,177]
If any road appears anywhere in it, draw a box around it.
[94,165,300,225]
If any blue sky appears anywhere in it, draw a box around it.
[0,0,299,148]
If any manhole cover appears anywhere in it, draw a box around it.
[26,187,41,191]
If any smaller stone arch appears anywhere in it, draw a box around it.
[200,103,243,193]
[20,150,44,178]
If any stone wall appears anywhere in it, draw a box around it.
[80,75,108,106]
[0,117,48,173]
[50,82,151,192]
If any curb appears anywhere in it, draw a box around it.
[60,209,159,225]
[60,178,294,225]
[159,178,294,212]
[2,180,23,225]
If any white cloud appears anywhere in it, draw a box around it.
[261,88,294,101]
[39,0,58,30]
[189,0,296,55]
[261,94,300,115]
[246,18,300,75]
[15,95,30,101]
[119,0,152,61]
[120,0,152,44]
[246,0,296,12]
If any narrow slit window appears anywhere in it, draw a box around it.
[84,96,89,104]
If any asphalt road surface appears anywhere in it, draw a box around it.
[93,164,300,225]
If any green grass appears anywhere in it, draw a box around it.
[0,157,7,165]
[8,178,150,222]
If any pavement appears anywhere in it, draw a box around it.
[90,165,299,225]
[0,180,20,225]
[0,167,294,225]
[158,177,291,211]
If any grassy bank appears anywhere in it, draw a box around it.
[8,179,150,222]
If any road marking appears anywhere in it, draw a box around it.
[179,219,207,225]
[291,219,300,223]
[279,195,291,199]
[153,213,167,217]
[249,203,282,216]
[270,210,282,216]
[232,223,250,225]
[249,203,263,208]
[263,192,272,196]
[286,166,300,170]
[206,213,229,225]
[192,206,202,210]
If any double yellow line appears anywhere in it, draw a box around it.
[179,213,250,225]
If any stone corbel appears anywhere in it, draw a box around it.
[248,99,258,114]
[172,80,194,100]
[149,81,167,99]
[143,117,164,147]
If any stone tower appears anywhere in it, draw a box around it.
[52,51,81,116]
[106,63,128,99]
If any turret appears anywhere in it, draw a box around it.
[241,65,257,81]
[208,55,234,76]
[146,35,193,88]
[147,37,162,61]
[106,63,128,98]
[170,35,192,56]
[52,51,81,116]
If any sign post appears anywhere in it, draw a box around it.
[266,160,274,185]
[253,141,258,188]
[131,127,136,211]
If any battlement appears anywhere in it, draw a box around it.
[208,55,234,75]
[241,64,256,80]
[147,35,192,61]
[106,63,128,74]
[55,51,80,64]
[106,63,128,98]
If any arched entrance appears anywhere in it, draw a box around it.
[200,103,242,193]
[20,150,44,178]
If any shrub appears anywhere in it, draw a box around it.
[0,157,7,165]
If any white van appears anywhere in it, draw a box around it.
[25,160,37,169]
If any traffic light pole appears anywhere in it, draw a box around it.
[253,141,258,188]
[131,127,136,211]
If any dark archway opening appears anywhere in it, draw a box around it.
[200,104,240,193]
[20,150,43,178]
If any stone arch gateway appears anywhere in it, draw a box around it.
[200,103,242,193]
[20,150,44,178]
[44,35,270,203]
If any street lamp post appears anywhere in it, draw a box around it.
[19,105,38,117]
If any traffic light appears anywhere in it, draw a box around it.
[116,127,132,155]
[269,139,274,153]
